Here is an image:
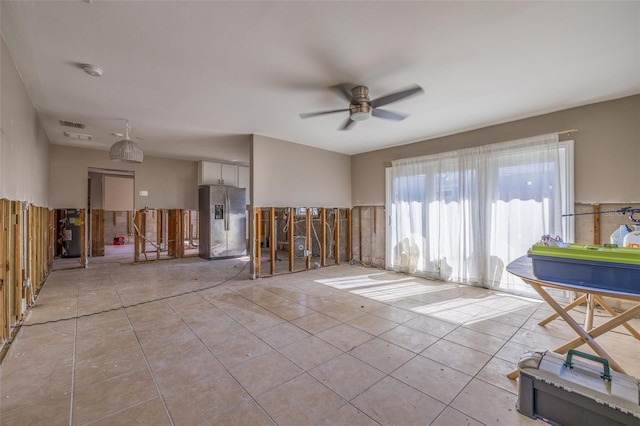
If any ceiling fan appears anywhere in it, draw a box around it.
[299,83,424,130]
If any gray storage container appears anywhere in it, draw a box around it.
[517,349,640,426]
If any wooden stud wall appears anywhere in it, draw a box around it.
[134,210,142,262]
[167,209,186,259]
[288,208,294,272]
[252,206,353,278]
[305,208,312,270]
[157,211,162,260]
[1,200,9,342]
[334,208,341,265]
[178,210,185,257]
[593,204,601,245]
[269,208,276,276]
[255,208,262,277]
[320,208,327,267]
[346,209,352,261]
[0,200,54,348]
[25,206,33,306]
[14,202,23,320]
[358,208,363,263]
[79,209,87,268]
[91,209,105,257]
[48,210,55,270]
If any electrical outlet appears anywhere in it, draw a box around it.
[303,250,312,257]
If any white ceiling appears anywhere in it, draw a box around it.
[1,1,639,165]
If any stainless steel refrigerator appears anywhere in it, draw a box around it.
[199,185,247,259]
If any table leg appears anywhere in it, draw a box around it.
[538,294,587,326]
[528,282,626,373]
[553,302,640,360]
[584,294,595,331]
[593,295,640,341]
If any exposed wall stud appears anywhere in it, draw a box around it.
[255,208,262,277]
[593,204,600,245]
[134,210,141,262]
[270,207,275,276]
[346,209,353,261]
[80,209,87,268]
[321,208,327,266]
[334,208,340,265]
[91,209,105,256]
[358,207,363,263]
[306,207,312,270]
[289,208,294,272]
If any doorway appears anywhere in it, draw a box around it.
[87,168,135,264]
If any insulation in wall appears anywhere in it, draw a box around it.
[352,206,385,269]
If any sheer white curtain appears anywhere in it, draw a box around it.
[389,133,565,295]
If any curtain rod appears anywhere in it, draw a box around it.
[557,128,578,135]
[386,129,579,165]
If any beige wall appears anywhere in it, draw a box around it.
[252,134,351,208]
[0,37,50,206]
[50,145,198,210]
[352,95,640,206]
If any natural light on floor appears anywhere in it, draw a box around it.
[315,273,543,324]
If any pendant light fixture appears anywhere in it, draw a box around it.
[110,120,143,163]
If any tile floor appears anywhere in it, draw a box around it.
[1,257,639,425]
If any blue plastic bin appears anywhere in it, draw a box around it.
[528,243,640,294]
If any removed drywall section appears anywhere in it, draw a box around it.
[254,206,351,277]
[352,95,640,206]
[49,145,199,209]
[252,134,351,208]
[0,37,50,206]
[352,206,385,269]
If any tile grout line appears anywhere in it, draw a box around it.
[318,278,519,425]
[68,271,81,426]
[113,286,176,426]
[242,272,549,425]
[310,281,453,424]
[197,279,385,424]
[167,276,280,424]
[427,297,546,425]
[266,278,444,424]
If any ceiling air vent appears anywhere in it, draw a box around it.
[59,120,85,129]
[64,131,92,141]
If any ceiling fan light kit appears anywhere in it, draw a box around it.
[110,121,143,163]
[349,103,372,121]
[299,83,424,130]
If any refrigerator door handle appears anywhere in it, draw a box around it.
[225,193,230,231]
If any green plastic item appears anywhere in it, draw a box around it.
[528,243,640,266]
[563,349,612,382]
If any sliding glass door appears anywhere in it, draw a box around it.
[386,134,573,297]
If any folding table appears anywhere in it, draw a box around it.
[506,255,640,379]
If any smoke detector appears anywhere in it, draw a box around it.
[81,64,103,77]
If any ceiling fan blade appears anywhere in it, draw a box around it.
[338,117,355,131]
[371,84,424,108]
[372,108,408,121]
[299,108,349,119]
